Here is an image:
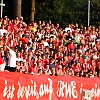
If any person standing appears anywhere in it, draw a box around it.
[6,45,16,72]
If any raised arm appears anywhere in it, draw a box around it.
[6,45,11,51]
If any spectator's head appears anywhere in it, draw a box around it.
[34,63,37,68]
[20,17,23,21]
[6,51,10,58]
[23,53,28,59]
[19,41,22,45]
[19,67,23,73]
[75,72,80,77]
[88,70,94,78]
[16,52,20,58]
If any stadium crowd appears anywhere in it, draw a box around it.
[0,16,100,78]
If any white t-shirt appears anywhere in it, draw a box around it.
[90,35,96,41]
[0,29,7,36]
[8,50,16,67]
[43,41,49,47]
[16,57,23,62]
[65,27,72,32]
[37,32,43,39]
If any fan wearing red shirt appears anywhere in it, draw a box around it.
[97,60,100,68]
[54,38,59,50]
[37,40,44,50]
[41,54,47,67]
[62,56,68,67]
[12,21,19,33]
[55,60,62,69]
[20,34,29,45]
[78,54,84,64]
[27,54,33,71]
[67,41,75,50]
[68,53,73,62]
[56,51,62,61]
[17,23,23,32]
[24,25,30,35]
[82,59,89,73]
[45,53,50,64]
[23,62,28,73]
[89,59,96,71]
[5,25,12,34]
[58,31,64,39]
[31,63,38,75]
[72,62,81,74]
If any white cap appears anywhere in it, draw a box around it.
[20,16,23,19]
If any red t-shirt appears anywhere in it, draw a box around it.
[82,63,89,72]
[37,43,44,50]
[89,64,95,71]
[42,59,47,66]
[73,65,81,73]
[78,58,84,64]
[20,38,29,45]
[24,28,30,34]
[0,57,4,65]
[68,43,75,50]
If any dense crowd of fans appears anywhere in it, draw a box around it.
[0,16,100,78]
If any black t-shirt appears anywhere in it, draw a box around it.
[65,35,73,41]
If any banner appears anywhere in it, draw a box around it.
[0,72,100,100]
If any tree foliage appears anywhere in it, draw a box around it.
[3,0,100,27]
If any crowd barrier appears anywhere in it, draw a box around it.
[0,72,100,100]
